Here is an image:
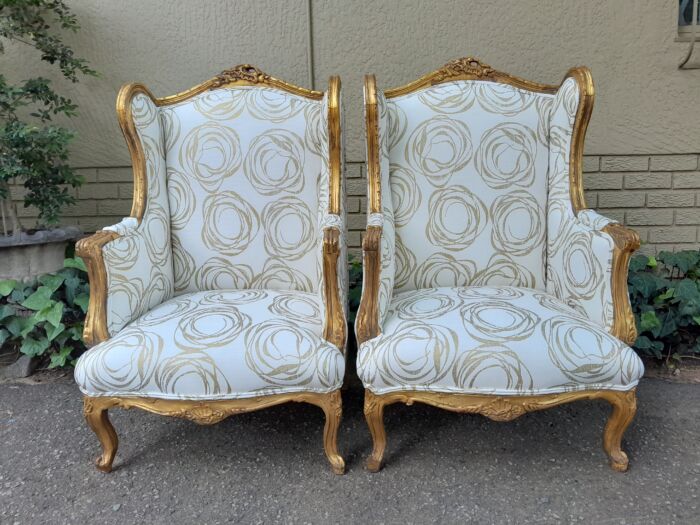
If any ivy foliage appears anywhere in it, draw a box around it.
[629,250,700,364]
[0,0,97,228]
[0,257,88,368]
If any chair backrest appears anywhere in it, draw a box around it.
[156,66,329,294]
[380,58,559,294]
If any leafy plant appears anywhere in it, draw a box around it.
[0,256,89,368]
[348,254,362,324]
[628,250,700,365]
[0,0,97,234]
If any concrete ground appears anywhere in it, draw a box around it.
[0,375,698,524]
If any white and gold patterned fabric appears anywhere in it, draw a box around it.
[367,78,620,333]
[357,287,643,396]
[546,78,615,329]
[102,94,174,335]
[78,80,346,400]
[160,87,326,294]
[384,82,552,294]
[76,290,344,399]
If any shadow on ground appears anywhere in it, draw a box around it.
[0,376,698,523]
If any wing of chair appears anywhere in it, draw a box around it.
[355,58,643,473]
[75,65,347,474]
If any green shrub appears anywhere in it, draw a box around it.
[0,257,89,368]
[2,250,697,370]
[629,250,700,364]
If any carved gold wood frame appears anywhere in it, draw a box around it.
[363,389,637,473]
[356,58,640,472]
[78,65,346,474]
[84,390,344,475]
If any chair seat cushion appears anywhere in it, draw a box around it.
[75,290,344,400]
[357,286,643,396]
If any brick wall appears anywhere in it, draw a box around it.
[9,154,700,257]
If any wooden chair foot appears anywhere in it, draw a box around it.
[603,390,637,472]
[84,397,118,473]
[364,390,386,472]
[321,390,345,475]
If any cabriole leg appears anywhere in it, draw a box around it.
[603,389,637,472]
[83,397,118,473]
[320,390,345,475]
[364,390,387,472]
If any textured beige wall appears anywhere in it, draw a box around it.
[3,0,700,252]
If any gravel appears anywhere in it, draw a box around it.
[0,376,698,524]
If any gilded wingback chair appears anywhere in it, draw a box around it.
[355,58,643,472]
[75,65,347,474]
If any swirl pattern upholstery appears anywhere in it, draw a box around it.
[76,290,343,399]
[356,59,642,472]
[357,286,643,395]
[102,94,175,335]
[75,67,347,474]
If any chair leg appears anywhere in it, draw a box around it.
[83,397,118,473]
[364,390,387,472]
[602,389,637,472]
[320,390,345,475]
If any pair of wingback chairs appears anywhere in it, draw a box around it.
[75,59,644,475]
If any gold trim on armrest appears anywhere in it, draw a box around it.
[76,230,120,347]
[322,228,347,350]
[602,223,641,345]
[355,74,382,346]
[355,226,382,346]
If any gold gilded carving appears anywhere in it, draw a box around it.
[322,227,347,350]
[76,230,119,346]
[211,64,271,87]
[384,56,559,99]
[364,388,637,473]
[434,56,495,80]
[327,76,342,215]
[363,75,381,214]
[83,391,345,474]
[603,223,641,344]
[355,226,382,346]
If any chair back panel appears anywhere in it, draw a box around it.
[385,80,554,292]
[160,86,325,294]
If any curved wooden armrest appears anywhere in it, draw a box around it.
[76,230,120,347]
[355,225,382,346]
[322,227,347,351]
[601,223,641,345]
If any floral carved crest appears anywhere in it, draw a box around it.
[434,57,495,82]
[211,64,270,88]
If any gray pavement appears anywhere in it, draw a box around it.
[0,375,698,524]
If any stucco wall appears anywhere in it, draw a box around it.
[4,0,700,253]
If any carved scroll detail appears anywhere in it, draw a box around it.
[211,64,270,88]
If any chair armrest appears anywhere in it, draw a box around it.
[600,221,641,344]
[321,219,347,351]
[355,219,383,346]
[77,218,173,346]
[547,209,640,344]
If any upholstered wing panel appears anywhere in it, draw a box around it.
[160,87,324,294]
[376,91,397,325]
[386,81,553,293]
[546,78,615,330]
[101,94,174,335]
